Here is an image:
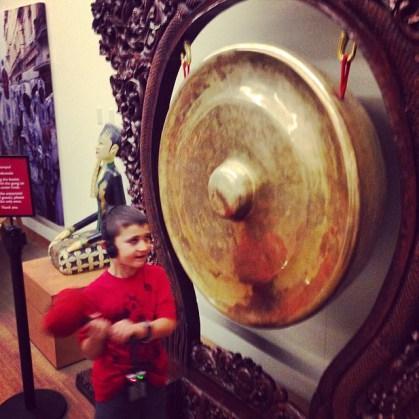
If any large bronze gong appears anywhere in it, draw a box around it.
[159,44,385,327]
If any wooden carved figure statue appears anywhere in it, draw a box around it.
[48,124,126,274]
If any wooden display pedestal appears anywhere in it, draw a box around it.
[23,257,104,369]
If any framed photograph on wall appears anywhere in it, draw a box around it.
[0,3,64,225]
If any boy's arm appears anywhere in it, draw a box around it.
[135,266,178,342]
[109,317,176,344]
[133,318,177,342]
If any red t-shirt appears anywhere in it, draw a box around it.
[79,264,176,402]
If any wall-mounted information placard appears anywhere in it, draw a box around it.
[0,156,34,217]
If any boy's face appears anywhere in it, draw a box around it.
[113,223,152,270]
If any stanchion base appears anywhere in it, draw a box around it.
[0,389,67,419]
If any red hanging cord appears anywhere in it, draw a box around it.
[182,61,190,78]
[181,41,191,79]
[336,31,356,100]
[338,53,352,100]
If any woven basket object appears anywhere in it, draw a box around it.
[49,230,109,275]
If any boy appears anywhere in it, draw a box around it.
[79,205,177,419]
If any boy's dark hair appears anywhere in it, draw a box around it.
[102,205,148,246]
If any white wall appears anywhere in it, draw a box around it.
[2,0,401,406]
[0,0,123,240]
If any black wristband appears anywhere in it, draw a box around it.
[138,321,152,342]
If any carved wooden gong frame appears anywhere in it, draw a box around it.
[91,0,418,417]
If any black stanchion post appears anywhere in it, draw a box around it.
[0,222,67,419]
[2,223,36,408]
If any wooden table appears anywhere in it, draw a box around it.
[23,257,104,369]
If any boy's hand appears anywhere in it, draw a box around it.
[86,315,111,341]
[80,314,111,360]
[109,319,136,343]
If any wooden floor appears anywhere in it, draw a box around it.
[0,230,95,418]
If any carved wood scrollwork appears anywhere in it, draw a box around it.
[91,0,205,207]
[182,379,236,419]
[379,0,419,37]
[356,329,419,418]
[354,246,419,419]
[191,344,281,411]
[189,343,304,418]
